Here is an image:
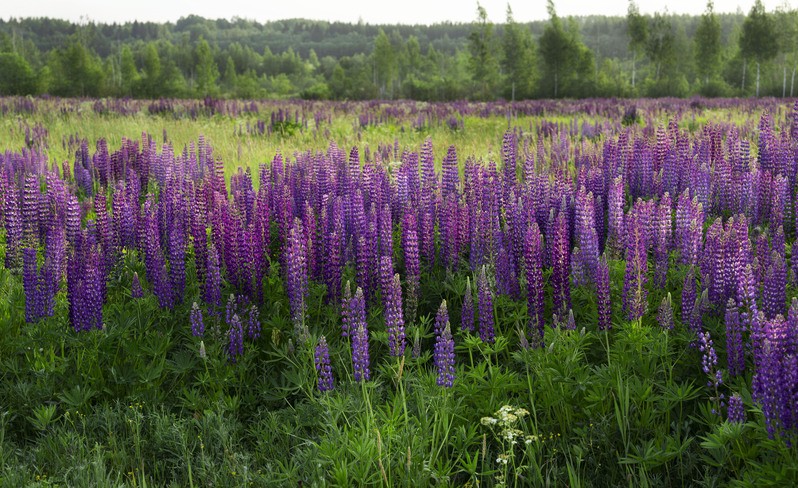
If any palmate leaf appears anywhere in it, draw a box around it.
[27,403,58,431]
[58,385,96,410]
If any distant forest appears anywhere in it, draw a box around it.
[1,0,797,100]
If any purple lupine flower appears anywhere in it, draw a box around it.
[551,210,571,319]
[623,202,648,322]
[227,313,244,362]
[68,235,105,332]
[4,185,23,270]
[65,194,80,248]
[752,314,795,438]
[727,393,745,423]
[386,274,405,357]
[204,243,222,313]
[39,230,62,319]
[379,254,394,309]
[23,247,39,323]
[763,251,786,320]
[477,266,495,343]
[657,293,674,330]
[653,194,672,288]
[682,267,697,329]
[190,302,204,337]
[564,309,576,330]
[168,226,186,305]
[315,335,334,392]
[524,222,545,343]
[435,299,449,336]
[341,281,352,338]
[286,217,308,335]
[606,175,625,255]
[402,211,420,323]
[596,256,612,332]
[246,304,260,340]
[226,294,236,328]
[323,228,343,304]
[143,209,172,309]
[434,320,455,388]
[442,145,459,197]
[131,272,143,299]
[461,277,475,332]
[350,287,370,382]
[698,330,723,413]
[574,187,599,285]
[726,298,744,377]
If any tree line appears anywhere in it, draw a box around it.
[0,0,796,100]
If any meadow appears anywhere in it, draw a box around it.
[0,96,797,487]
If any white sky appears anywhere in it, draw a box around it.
[0,0,791,25]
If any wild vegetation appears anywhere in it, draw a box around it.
[0,96,797,486]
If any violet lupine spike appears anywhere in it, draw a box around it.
[341,281,352,338]
[350,287,370,382]
[386,274,405,357]
[622,203,648,323]
[737,263,759,334]
[727,393,745,423]
[131,272,144,299]
[763,251,787,320]
[442,145,459,198]
[596,256,612,332]
[190,302,204,337]
[22,174,40,247]
[435,299,450,337]
[356,235,371,304]
[227,314,245,363]
[657,293,674,331]
[143,209,172,309]
[402,211,420,323]
[698,330,722,385]
[682,266,697,326]
[725,298,744,377]
[4,185,23,270]
[477,266,495,343]
[574,187,599,285]
[323,229,343,304]
[551,210,571,320]
[286,217,309,337]
[434,320,455,388]
[23,247,39,323]
[204,243,222,313]
[752,314,794,438]
[168,226,186,305]
[315,335,334,392]
[653,194,672,288]
[606,175,625,256]
[524,222,545,343]
[461,277,475,333]
[39,231,61,319]
[245,304,260,340]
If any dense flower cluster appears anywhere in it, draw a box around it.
[315,335,334,392]
[6,106,798,444]
[350,287,370,382]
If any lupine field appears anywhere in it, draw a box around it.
[1,96,798,486]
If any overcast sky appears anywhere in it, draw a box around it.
[1,0,791,25]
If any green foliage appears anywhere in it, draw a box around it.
[467,3,501,100]
[501,5,537,100]
[694,1,723,84]
[538,1,596,98]
[46,39,105,97]
[0,52,36,95]
[740,0,778,63]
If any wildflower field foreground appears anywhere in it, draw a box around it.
[1,96,798,486]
